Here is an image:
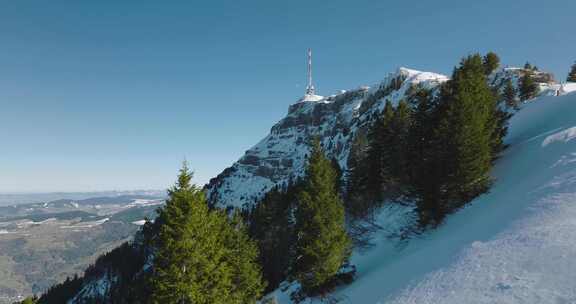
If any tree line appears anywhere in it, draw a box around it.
[24,140,350,304]
[243,140,353,301]
[346,52,518,226]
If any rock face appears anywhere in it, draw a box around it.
[205,68,450,208]
[205,66,558,209]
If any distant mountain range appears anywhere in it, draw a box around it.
[0,190,165,207]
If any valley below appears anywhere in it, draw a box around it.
[0,193,165,304]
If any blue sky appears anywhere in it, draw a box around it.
[0,0,574,192]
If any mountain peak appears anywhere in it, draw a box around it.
[205,65,559,208]
[205,68,450,207]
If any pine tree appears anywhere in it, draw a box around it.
[406,86,449,225]
[388,99,412,186]
[293,139,352,294]
[345,130,373,218]
[567,62,576,82]
[483,52,500,75]
[365,100,394,199]
[406,86,436,193]
[486,77,515,158]
[330,157,344,192]
[226,210,267,303]
[246,187,295,292]
[502,78,518,108]
[432,54,496,214]
[491,96,512,158]
[519,71,539,101]
[150,163,265,304]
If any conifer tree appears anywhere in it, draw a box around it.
[365,100,394,198]
[293,139,352,294]
[388,99,412,186]
[433,54,496,212]
[246,187,295,292]
[330,157,344,192]
[150,163,264,304]
[483,52,500,75]
[503,78,518,108]
[567,62,576,82]
[490,100,512,158]
[519,71,539,101]
[226,210,267,303]
[406,86,437,194]
[345,130,373,218]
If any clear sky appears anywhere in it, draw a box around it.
[0,0,574,192]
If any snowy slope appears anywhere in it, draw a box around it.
[271,92,576,303]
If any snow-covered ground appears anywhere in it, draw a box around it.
[272,91,576,303]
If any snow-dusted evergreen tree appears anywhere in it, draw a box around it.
[503,78,518,108]
[388,99,413,186]
[345,130,373,218]
[519,71,539,101]
[293,139,352,294]
[424,54,497,218]
[365,100,395,199]
[150,163,264,304]
[406,86,435,187]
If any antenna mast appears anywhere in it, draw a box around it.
[305,48,315,96]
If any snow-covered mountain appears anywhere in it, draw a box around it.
[205,66,557,209]
[206,67,449,208]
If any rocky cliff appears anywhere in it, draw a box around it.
[205,68,450,208]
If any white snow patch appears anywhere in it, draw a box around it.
[299,94,325,102]
[127,199,165,208]
[542,126,576,147]
[131,219,146,226]
[60,218,109,229]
